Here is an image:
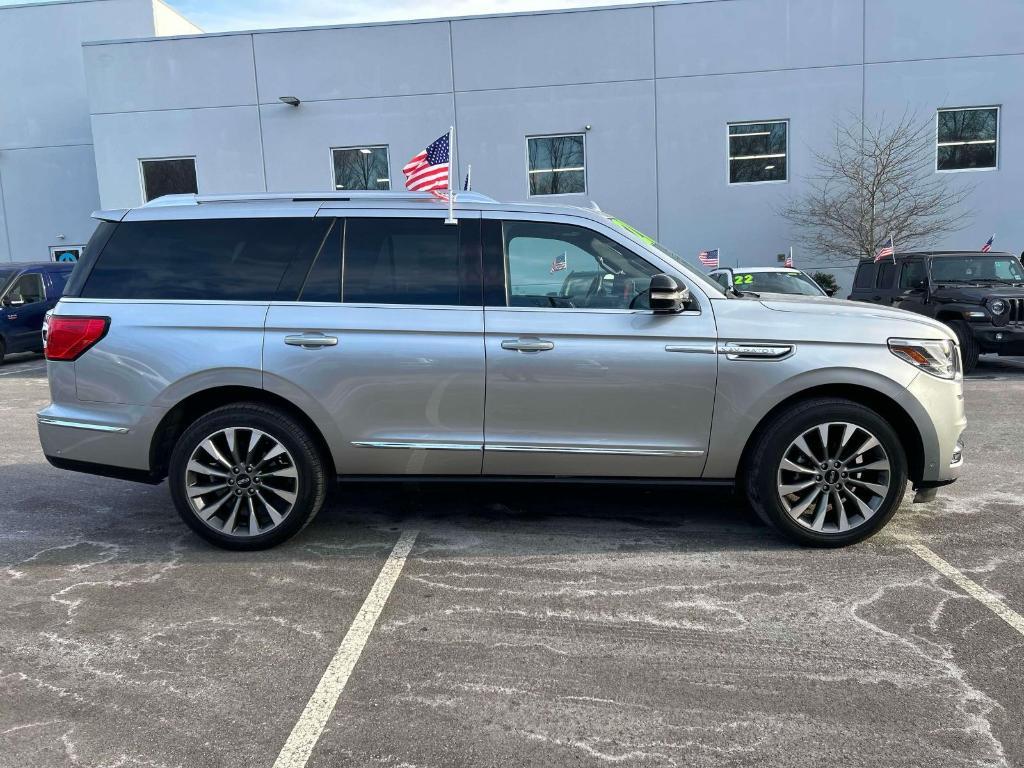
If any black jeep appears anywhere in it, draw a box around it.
[848,251,1024,372]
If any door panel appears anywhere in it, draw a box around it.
[483,308,717,476]
[481,213,718,477]
[264,305,485,475]
[263,211,485,476]
[3,273,46,351]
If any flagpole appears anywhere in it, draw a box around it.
[445,125,457,225]
[890,233,896,264]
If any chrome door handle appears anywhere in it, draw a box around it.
[501,338,555,352]
[284,333,338,349]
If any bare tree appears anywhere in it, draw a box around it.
[782,112,974,266]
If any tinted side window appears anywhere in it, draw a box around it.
[81,218,330,301]
[876,262,897,289]
[899,261,927,289]
[299,221,342,302]
[343,218,462,306]
[853,263,876,289]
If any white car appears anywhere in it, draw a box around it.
[709,267,833,297]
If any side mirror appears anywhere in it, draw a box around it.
[649,274,690,313]
[825,288,837,297]
[911,278,928,291]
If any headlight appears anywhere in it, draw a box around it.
[888,338,960,380]
[989,299,1007,315]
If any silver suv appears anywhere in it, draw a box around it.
[38,191,965,550]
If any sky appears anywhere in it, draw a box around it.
[0,0,659,32]
[167,0,653,32]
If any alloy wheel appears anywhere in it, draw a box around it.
[184,427,299,537]
[776,421,891,534]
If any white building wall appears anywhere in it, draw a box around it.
[0,0,199,263]
[67,0,1024,291]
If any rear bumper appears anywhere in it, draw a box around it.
[43,454,163,484]
[37,401,165,480]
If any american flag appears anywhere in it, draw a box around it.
[403,131,450,193]
[698,249,719,268]
[874,236,895,263]
[784,248,794,268]
[981,234,995,253]
[550,252,567,273]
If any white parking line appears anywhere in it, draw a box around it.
[272,529,419,768]
[906,542,1024,636]
[0,365,46,377]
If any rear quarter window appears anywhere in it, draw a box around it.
[80,218,330,301]
[852,263,877,289]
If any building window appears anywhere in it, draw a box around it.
[332,146,391,190]
[728,120,787,184]
[140,157,197,202]
[527,134,586,196]
[937,107,998,171]
[49,245,84,263]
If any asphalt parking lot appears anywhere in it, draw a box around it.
[1,352,1022,768]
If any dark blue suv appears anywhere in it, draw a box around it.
[0,262,75,364]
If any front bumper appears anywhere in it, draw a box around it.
[905,370,966,485]
[971,322,1024,355]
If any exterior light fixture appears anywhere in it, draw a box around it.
[279,96,301,107]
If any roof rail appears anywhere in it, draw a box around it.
[139,190,499,207]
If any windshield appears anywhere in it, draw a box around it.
[606,216,727,295]
[931,255,1024,283]
[729,270,825,296]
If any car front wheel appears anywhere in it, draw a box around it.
[745,397,908,547]
[168,403,329,550]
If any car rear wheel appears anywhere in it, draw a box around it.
[0,338,5,365]
[947,319,979,374]
[169,403,328,550]
[745,397,908,547]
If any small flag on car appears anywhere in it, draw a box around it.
[549,252,567,273]
[874,235,895,263]
[784,247,794,268]
[403,131,451,194]
[981,234,995,253]
[698,248,719,268]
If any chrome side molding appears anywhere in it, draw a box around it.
[352,441,482,451]
[665,343,716,354]
[487,445,704,457]
[37,417,129,434]
[352,441,704,457]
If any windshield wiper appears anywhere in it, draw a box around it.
[729,287,760,298]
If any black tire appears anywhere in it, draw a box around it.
[947,319,979,373]
[0,337,5,366]
[168,403,328,550]
[745,397,908,547]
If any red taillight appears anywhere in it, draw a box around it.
[45,316,109,362]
